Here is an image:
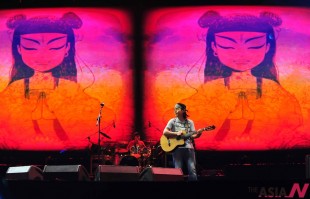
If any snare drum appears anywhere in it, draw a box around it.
[140,146,151,158]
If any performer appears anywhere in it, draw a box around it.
[126,132,146,159]
[162,103,204,181]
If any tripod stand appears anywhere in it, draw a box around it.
[96,102,105,165]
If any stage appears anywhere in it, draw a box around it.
[2,178,310,199]
[0,149,310,199]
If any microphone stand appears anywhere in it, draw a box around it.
[96,103,104,165]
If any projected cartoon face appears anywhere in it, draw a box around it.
[212,31,270,71]
[17,33,70,72]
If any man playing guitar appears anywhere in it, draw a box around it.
[162,103,205,181]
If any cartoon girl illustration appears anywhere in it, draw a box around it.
[164,11,304,150]
[0,12,116,150]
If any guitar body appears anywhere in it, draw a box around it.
[160,131,186,152]
[160,125,215,152]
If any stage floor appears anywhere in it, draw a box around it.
[2,178,310,199]
[1,149,309,199]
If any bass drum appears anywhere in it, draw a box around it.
[119,155,139,166]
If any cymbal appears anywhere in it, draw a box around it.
[131,153,141,159]
[100,132,111,139]
[145,140,159,145]
[101,140,116,143]
[100,141,117,146]
[115,148,128,153]
[117,141,129,145]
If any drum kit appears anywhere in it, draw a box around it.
[89,140,162,169]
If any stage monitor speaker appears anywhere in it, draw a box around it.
[139,167,184,181]
[43,165,90,181]
[306,155,310,179]
[95,165,140,181]
[5,165,43,181]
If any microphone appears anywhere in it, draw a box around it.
[96,115,101,126]
[100,102,104,107]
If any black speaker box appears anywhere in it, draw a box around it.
[139,167,184,181]
[95,165,140,181]
[306,155,310,179]
[5,165,43,181]
[43,165,90,181]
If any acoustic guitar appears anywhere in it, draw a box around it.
[160,125,216,152]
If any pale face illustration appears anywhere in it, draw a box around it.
[212,31,270,71]
[17,33,70,72]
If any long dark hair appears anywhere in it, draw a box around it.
[198,11,282,97]
[176,102,189,119]
[6,12,82,85]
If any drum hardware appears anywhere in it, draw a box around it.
[115,148,129,154]
[90,103,114,177]
[119,155,139,166]
[114,147,129,165]
[89,138,164,174]
[140,146,152,158]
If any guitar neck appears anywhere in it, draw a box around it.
[186,130,199,137]
[187,126,215,135]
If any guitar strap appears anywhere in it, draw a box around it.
[173,118,176,131]
[185,119,197,149]
[185,119,189,134]
[184,119,193,142]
